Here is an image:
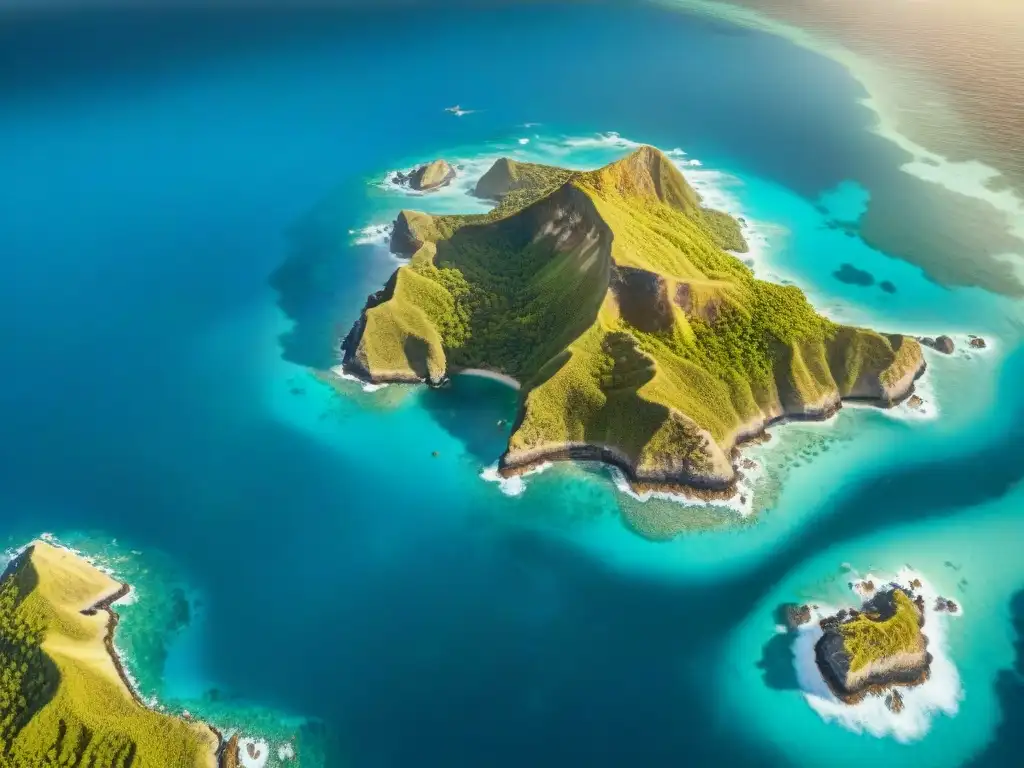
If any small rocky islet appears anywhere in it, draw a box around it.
[391,158,457,192]
[783,581,961,715]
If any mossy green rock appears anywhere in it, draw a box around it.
[815,587,931,704]
[343,146,925,491]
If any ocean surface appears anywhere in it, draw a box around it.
[1,3,1023,767]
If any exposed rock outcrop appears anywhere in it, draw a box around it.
[220,734,241,768]
[408,159,455,191]
[781,603,812,630]
[886,689,905,714]
[814,586,931,704]
[919,335,955,354]
[935,596,960,613]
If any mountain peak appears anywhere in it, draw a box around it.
[584,145,701,213]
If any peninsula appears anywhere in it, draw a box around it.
[814,584,931,706]
[0,541,230,767]
[342,146,925,493]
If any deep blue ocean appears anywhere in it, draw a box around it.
[1,3,1023,767]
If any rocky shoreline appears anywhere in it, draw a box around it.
[492,355,926,499]
[335,351,927,500]
[814,586,932,706]
[339,148,932,502]
[44,544,253,768]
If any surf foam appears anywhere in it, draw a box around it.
[329,365,389,393]
[480,461,552,497]
[791,567,962,742]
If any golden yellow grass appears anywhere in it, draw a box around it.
[1,541,219,767]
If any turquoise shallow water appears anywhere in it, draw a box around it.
[1,4,1023,767]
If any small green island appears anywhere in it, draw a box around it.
[813,585,932,710]
[342,147,926,494]
[0,541,249,768]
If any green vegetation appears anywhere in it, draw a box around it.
[840,590,924,673]
[345,146,925,487]
[698,208,749,253]
[0,542,218,767]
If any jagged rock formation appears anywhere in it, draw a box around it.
[393,159,456,191]
[919,335,955,354]
[343,146,926,493]
[815,586,931,704]
[782,603,812,630]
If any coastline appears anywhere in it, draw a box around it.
[21,539,241,768]
[497,358,927,499]
[790,568,963,743]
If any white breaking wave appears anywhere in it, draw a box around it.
[792,568,962,742]
[236,737,270,768]
[480,461,552,497]
[608,464,759,518]
[562,131,643,150]
[349,223,392,246]
[329,365,388,393]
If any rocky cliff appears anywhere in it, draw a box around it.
[815,587,932,704]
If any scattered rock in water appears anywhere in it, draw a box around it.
[908,394,924,409]
[777,602,812,630]
[290,387,305,396]
[431,451,439,458]
[885,689,905,714]
[247,743,256,760]
[919,335,955,354]
[910,578,922,589]
[740,458,757,470]
[879,280,897,294]
[935,596,960,613]
[969,336,988,349]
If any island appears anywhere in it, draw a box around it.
[0,540,238,767]
[392,159,456,192]
[342,146,926,494]
[814,585,931,707]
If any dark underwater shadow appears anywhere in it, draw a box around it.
[419,375,519,464]
[757,631,801,692]
[269,202,363,370]
[967,589,1024,767]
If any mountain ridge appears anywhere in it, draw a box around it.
[342,146,925,493]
